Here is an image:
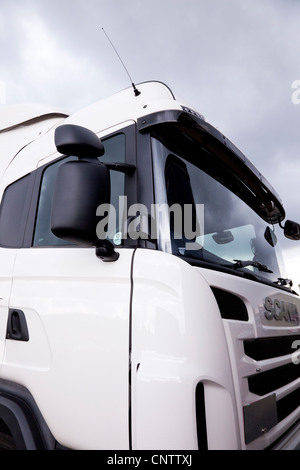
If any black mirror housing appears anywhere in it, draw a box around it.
[55,124,105,158]
[284,219,300,240]
[51,160,110,246]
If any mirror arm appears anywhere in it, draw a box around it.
[95,240,120,262]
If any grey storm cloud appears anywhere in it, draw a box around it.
[1,0,300,280]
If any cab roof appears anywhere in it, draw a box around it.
[0,103,68,132]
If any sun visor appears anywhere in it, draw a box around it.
[138,109,285,224]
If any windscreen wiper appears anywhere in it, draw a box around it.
[232,259,273,273]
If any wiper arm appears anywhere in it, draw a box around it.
[232,259,273,273]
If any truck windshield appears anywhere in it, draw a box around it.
[151,126,285,284]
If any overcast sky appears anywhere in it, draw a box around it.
[1,0,300,287]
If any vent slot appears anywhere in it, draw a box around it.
[195,383,208,450]
[277,388,300,422]
[244,335,300,361]
[211,287,248,321]
[248,363,300,396]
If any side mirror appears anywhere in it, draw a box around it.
[284,219,300,240]
[52,124,119,261]
[55,124,104,158]
[51,159,111,247]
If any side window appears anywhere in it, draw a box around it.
[0,174,33,248]
[33,133,126,247]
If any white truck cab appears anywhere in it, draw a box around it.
[0,81,300,450]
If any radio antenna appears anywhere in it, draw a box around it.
[102,27,141,97]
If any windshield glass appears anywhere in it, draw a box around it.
[151,129,285,284]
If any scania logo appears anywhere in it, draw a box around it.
[264,297,299,323]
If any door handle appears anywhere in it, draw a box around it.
[6,309,29,342]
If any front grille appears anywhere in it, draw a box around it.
[243,335,300,432]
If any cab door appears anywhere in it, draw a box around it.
[0,173,35,367]
[3,127,136,450]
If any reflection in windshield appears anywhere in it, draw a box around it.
[152,136,284,283]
